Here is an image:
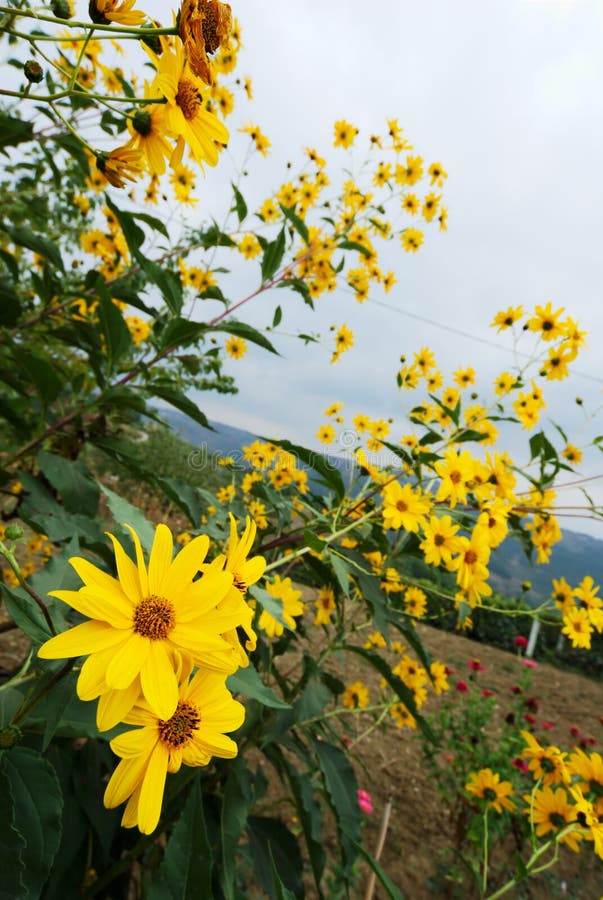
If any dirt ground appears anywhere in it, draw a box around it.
[345,624,603,900]
[1,603,601,899]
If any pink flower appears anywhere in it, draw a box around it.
[513,635,528,649]
[357,789,374,815]
[541,721,554,730]
[569,725,581,738]
[482,689,496,697]
[511,757,529,773]
[522,659,538,669]
[524,713,537,725]
[455,680,469,693]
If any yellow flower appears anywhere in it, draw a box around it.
[125,315,152,345]
[527,302,566,341]
[238,234,261,259]
[240,123,271,156]
[490,305,523,332]
[39,525,241,721]
[420,515,462,567]
[316,424,336,444]
[89,0,146,26]
[125,94,174,176]
[104,665,244,833]
[342,680,369,709]
[381,481,431,532]
[400,227,423,253]
[147,39,228,167]
[314,586,336,626]
[524,786,579,850]
[333,119,358,149]
[178,0,232,85]
[259,576,303,637]
[225,336,247,359]
[466,769,515,814]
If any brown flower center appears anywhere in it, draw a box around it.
[176,79,202,119]
[133,596,175,640]
[396,499,408,512]
[449,470,462,485]
[158,700,201,748]
[464,550,478,566]
[434,534,445,546]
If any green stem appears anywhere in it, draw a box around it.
[0,8,176,35]
[0,541,56,636]
[482,808,489,897]
[12,659,74,725]
[69,26,93,91]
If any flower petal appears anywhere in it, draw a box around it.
[148,524,173,596]
[77,647,114,700]
[136,741,169,834]
[104,750,152,809]
[176,571,233,620]
[97,678,143,732]
[140,642,179,720]
[124,524,149,598]
[105,633,149,690]
[164,534,209,596]
[111,725,156,759]
[106,532,142,605]
[38,621,127,660]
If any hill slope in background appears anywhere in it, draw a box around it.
[158,408,603,602]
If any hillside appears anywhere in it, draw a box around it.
[159,408,603,603]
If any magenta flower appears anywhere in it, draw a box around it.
[513,635,528,649]
[357,789,374,814]
[455,680,469,692]
[522,659,538,669]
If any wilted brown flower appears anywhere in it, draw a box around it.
[179,0,232,85]
[96,146,144,188]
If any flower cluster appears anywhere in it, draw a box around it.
[38,516,265,833]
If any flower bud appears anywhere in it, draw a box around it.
[24,60,43,83]
[51,0,73,19]
[5,524,24,541]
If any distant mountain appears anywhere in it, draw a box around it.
[159,408,603,603]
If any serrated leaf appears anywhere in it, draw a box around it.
[99,483,155,552]
[227,663,291,709]
[247,817,304,899]
[2,585,53,644]
[1,747,63,898]
[37,451,100,516]
[0,765,26,900]
[147,779,212,900]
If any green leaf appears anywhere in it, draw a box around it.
[104,195,145,253]
[2,585,53,644]
[247,817,304,899]
[277,278,314,309]
[351,839,403,900]
[0,112,33,151]
[261,227,286,282]
[99,483,155,552]
[314,740,361,873]
[303,530,326,554]
[0,765,26,900]
[1,747,63,898]
[212,320,279,355]
[138,255,183,314]
[0,278,21,326]
[97,292,132,371]
[221,757,254,900]
[338,238,372,258]
[343,645,437,744]
[267,437,345,502]
[158,317,207,351]
[268,846,297,900]
[37,451,100,516]
[248,585,290,629]
[272,305,282,328]
[279,204,309,243]
[227,663,291,709]
[147,778,213,900]
[328,551,350,594]
[155,476,202,525]
[17,351,63,406]
[232,182,248,222]
[5,225,64,272]
[153,385,211,430]
[0,688,23,728]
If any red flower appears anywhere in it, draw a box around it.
[511,757,529,773]
[455,680,469,693]
[569,726,581,738]
[523,713,537,725]
[357,789,374,814]
[467,658,485,672]
[513,635,528,648]
[541,721,554,730]
[482,689,496,697]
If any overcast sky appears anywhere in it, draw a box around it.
[98,2,603,534]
